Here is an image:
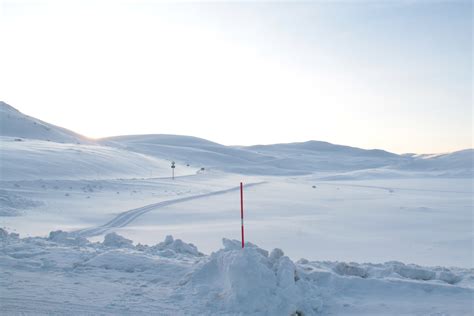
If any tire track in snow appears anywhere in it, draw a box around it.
[71,182,265,238]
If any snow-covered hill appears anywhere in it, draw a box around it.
[1,102,472,180]
[102,135,408,175]
[0,101,91,144]
[0,136,195,181]
[0,103,198,180]
[400,149,474,173]
[101,134,275,173]
[102,135,473,177]
[241,141,405,173]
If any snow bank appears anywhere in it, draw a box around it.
[0,229,202,272]
[182,238,322,315]
[1,229,473,315]
[300,259,472,287]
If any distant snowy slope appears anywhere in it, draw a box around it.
[407,149,474,170]
[316,149,474,180]
[101,136,405,174]
[245,140,396,157]
[101,134,286,174]
[102,135,473,176]
[240,141,405,172]
[0,101,91,144]
[0,137,195,181]
[383,149,474,178]
[1,102,471,177]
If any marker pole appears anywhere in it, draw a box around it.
[240,182,244,248]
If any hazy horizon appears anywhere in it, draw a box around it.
[1,0,472,154]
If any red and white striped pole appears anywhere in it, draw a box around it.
[240,182,244,248]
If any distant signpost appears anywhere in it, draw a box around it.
[171,161,175,180]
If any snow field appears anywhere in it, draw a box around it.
[1,102,473,314]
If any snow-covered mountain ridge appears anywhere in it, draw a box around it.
[1,101,472,179]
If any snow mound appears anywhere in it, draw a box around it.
[438,270,463,285]
[182,238,322,315]
[333,262,369,278]
[103,232,134,248]
[0,228,18,241]
[146,235,203,257]
[393,263,436,280]
[48,230,89,246]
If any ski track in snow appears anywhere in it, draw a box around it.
[71,182,266,238]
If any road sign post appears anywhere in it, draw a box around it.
[171,161,175,180]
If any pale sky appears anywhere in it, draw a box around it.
[0,0,472,154]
